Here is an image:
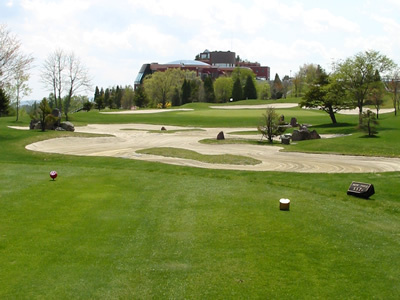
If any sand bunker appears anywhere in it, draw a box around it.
[209,103,298,110]
[25,123,400,173]
[100,108,193,114]
[337,108,395,115]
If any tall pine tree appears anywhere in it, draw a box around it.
[0,88,10,117]
[232,77,243,101]
[271,73,283,99]
[203,76,215,103]
[134,85,148,108]
[181,79,191,104]
[243,75,257,99]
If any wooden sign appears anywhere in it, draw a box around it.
[347,181,375,199]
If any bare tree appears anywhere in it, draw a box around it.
[385,68,400,116]
[41,49,92,120]
[10,67,31,121]
[41,49,66,111]
[0,24,33,95]
[64,52,92,120]
[0,25,33,120]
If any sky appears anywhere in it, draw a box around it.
[2,0,400,100]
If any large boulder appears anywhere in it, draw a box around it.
[30,120,53,130]
[60,121,75,132]
[30,119,39,130]
[310,130,321,140]
[51,108,61,118]
[292,127,320,141]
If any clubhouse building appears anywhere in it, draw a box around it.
[134,50,270,88]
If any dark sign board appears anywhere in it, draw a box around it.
[347,181,375,199]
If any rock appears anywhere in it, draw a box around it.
[292,128,320,141]
[30,119,39,130]
[281,137,290,145]
[310,130,321,139]
[55,127,66,131]
[34,121,42,130]
[217,131,225,140]
[60,121,75,132]
[51,108,61,118]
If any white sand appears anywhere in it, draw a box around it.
[209,103,298,110]
[100,108,193,114]
[25,123,400,173]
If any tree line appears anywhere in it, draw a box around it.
[1,23,400,129]
[93,85,140,111]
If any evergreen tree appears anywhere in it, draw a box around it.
[181,79,191,104]
[243,75,257,99]
[133,85,148,108]
[94,87,105,110]
[115,85,123,108]
[232,77,243,101]
[104,88,111,108]
[189,79,200,102]
[203,76,215,103]
[271,73,283,99]
[171,87,181,106]
[94,86,100,103]
[361,110,378,136]
[0,88,10,117]
[38,98,52,132]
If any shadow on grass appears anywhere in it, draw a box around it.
[311,122,358,134]
[312,122,356,129]
[359,135,381,139]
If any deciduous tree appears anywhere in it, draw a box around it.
[9,68,31,121]
[121,85,134,109]
[41,49,66,111]
[257,107,286,143]
[63,52,92,120]
[0,24,33,90]
[367,70,385,119]
[42,50,91,119]
[300,66,351,124]
[333,50,395,126]
[385,68,400,116]
[214,77,233,103]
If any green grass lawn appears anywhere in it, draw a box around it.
[1,103,400,298]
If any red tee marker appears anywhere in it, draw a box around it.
[50,171,57,180]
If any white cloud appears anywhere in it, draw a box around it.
[21,0,91,22]
[302,8,360,33]
[7,0,400,100]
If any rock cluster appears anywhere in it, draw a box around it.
[291,125,320,141]
[29,120,75,132]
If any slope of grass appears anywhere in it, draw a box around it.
[1,104,400,298]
